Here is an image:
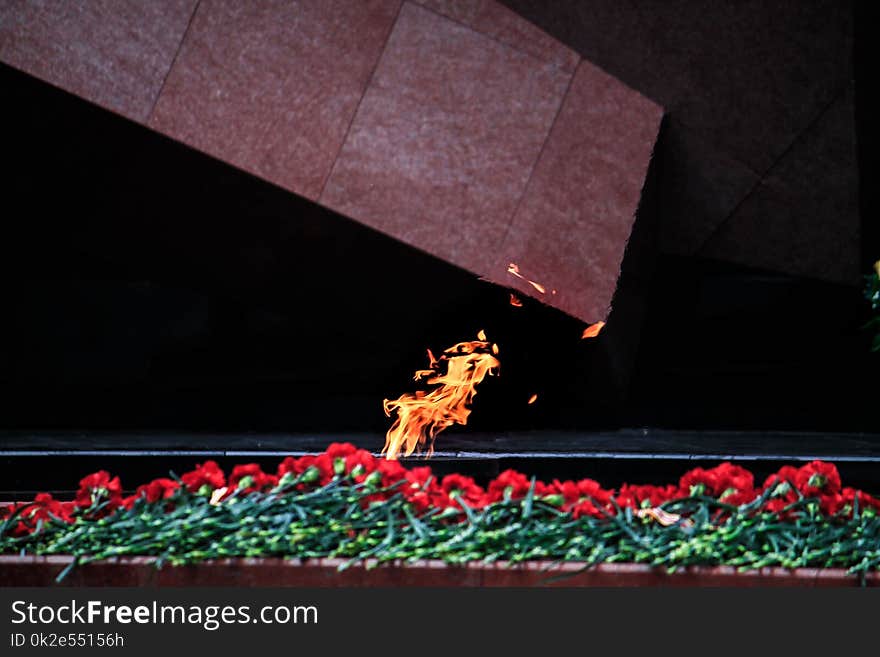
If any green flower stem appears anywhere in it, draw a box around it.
[4,473,878,583]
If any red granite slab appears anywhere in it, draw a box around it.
[321,2,572,279]
[1,556,875,587]
[415,0,579,72]
[499,2,856,283]
[148,0,402,200]
[491,61,662,322]
[0,0,197,123]
[2,1,661,324]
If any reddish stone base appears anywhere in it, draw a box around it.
[1,556,876,587]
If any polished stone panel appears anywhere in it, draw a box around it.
[0,0,196,122]
[321,2,572,279]
[149,0,402,200]
[499,1,858,283]
[3,0,663,325]
[416,0,579,72]
[493,61,662,322]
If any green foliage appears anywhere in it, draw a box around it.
[3,473,878,585]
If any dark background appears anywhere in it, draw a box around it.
[0,2,876,459]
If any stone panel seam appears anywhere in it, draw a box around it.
[695,82,852,257]
[495,59,578,257]
[411,0,576,73]
[146,0,202,125]
[317,0,405,202]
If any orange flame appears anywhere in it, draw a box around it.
[382,331,500,460]
[527,393,538,405]
[509,293,523,307]
[507,263,546,294]
[581,321,605,339]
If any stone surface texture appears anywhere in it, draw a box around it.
[320,2,574,277]
[1,0,663,323]
[0,0,197,122]
[415,0,579,71]
[492,61,662,320]
[148,0,402,200]
[1,556,876,587]
[499,0,858,284]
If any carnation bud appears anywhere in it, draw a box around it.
[350,464,365,479]
[333,458,346,476]
[541,494,564,507]
[689,483,705,497]
[364,471,383,488]
[236,475,254,490]
[197,484,213,497]
[300,466,320,484]
[278,472,296,488]
[771,481,791,497]
[808,473,827,490]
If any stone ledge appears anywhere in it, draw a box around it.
[1,556,875,587]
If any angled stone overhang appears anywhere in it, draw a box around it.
[0,0,662,324]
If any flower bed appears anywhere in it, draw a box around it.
[2,444,879,584]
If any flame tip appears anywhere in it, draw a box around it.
[382,332,501,459]
[581,321,606,339]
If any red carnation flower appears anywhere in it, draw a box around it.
[533,480,556,498]
[401,467,440,514]
[679,467,720,497]
[713,463,754,495]
[6,494,75,536]
[277,455,333,487]
[135,478,180,503]
[75,471,123,509]
[404,467,436,490]
[549,478,613,519]
[344,449,377,481]
[761,466,801,514]
[438,474,485,510]
[276,456,300,478]
[228,464,279,494]
[764,497,795,518]
[680,463,753,498]
[326,443,358,459]
[354,459,409,504]
[374,459,407,487]
[819,493,845,517]
[719,489,757,507]
[795,461,841,497]
[308,454,336,485]
[31,493,74,524]
[617,483,679,509]
[485,469,532,503]
[181,461,226,493]
[837,488,880,517]
[763,465,800,492]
